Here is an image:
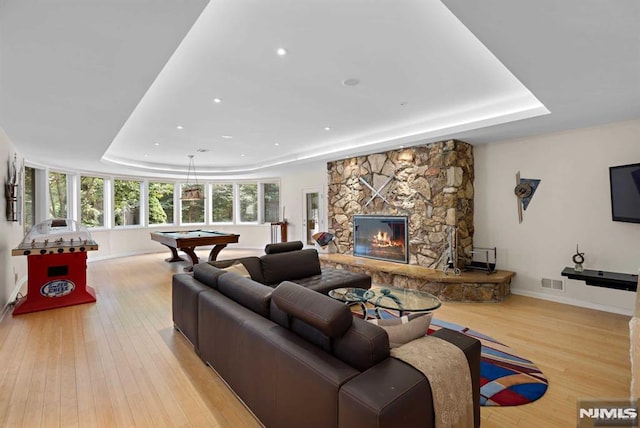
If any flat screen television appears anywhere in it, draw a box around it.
[609,162,640,223]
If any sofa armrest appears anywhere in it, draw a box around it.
[172,273,213,353]
[339,329,481,428]
[339,357,434,428]
[431,328,481,428]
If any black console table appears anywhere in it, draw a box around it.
[561,267,638,292]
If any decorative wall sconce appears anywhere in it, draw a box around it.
[5,153,19,222]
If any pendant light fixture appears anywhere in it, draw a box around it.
[181,155,204,200]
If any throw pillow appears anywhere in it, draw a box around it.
[368,313,433,348]
[221,262,252,278]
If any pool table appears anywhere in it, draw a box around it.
[150,230,240,270]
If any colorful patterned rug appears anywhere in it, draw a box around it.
[364,309,549,406]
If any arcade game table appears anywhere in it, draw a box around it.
[150,230,240,270]
[11,218,98,315]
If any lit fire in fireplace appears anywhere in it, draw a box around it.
[370,230,404,250]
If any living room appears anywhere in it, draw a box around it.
[1,1,639,427]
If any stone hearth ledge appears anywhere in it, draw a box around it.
[319,253,515,303]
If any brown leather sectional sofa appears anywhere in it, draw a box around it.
[209,240,372,293]
[172,241,371,353]
[172,248,481,428]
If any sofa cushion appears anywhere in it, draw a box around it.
[209,256,264,283]
[271,281,352,338]
[221,261,252,277]
[368,313,433,348]
[264,241,304,254]
[193,263,227,289]
[217,272,274,318]
[261,249,322,285]
[291,268,372,294]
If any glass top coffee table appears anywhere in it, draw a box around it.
[328,287,375,318]
[368,285,441,317]
[329,286,441,319]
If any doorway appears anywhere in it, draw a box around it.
[302,188,323,246]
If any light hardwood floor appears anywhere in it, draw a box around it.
[0,250,632,427]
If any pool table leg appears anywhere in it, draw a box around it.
[208,244,228,261]
[163,244,185,263]
[180,247,200,271]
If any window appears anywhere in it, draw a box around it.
[149,182,174,225]
[80,176,104,227]
[48,171,68,219]
[262,182,280,223]
[180,184,205,223]
[211,183,233,223]
[114,179,141,226]
[238,183,257,222]
[24,166,36,230]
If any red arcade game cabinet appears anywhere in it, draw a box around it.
[11,218,99,315]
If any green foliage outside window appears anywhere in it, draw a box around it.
[114,179,141,226]
[24,167,35,231]
[263,182,280,223]
[80,176,104,227]
[239,183,257,222]
[149,182,174,224]
[181,184,204,223]
[48,171,67,219]
[212,183,233,222]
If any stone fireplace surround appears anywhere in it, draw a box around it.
[327,139,474,269]
[325,139,514,302]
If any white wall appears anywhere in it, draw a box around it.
[0,129,27,311]
[474,118,640,315]
[279,161,327,244]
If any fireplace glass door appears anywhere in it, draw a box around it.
[353,215,408,263]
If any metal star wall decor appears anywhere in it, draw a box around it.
[359,176,394,207]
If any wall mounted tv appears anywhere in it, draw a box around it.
[609,162,640,223]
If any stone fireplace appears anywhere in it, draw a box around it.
[353,215,408,263]
[327,140,474,270]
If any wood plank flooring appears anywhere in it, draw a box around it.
[0,250,632,428]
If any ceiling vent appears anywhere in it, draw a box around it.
[541,278,564,292]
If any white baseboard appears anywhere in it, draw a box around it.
[511,288,633,316]
[1,275,27,322]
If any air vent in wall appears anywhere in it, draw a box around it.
[541,278,565,292]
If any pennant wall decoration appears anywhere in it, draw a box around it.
[514,172,541,223]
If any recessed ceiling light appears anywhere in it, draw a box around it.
[144,153,149,157]
[221,135,233,139]
[240,153,246,157]
[324,127,331,131]
[213,98,222,103]
[154,142,160,146]
[276,47,287,56]
[176,125,184,130]
[342,78,360,87]
[274,142,280,146]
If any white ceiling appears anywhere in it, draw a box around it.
[1,0,639,179]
